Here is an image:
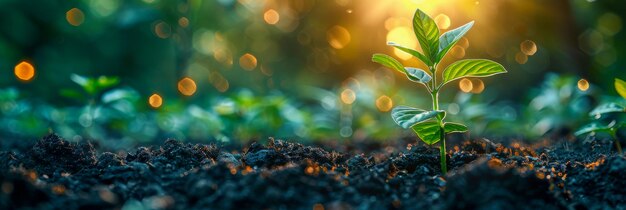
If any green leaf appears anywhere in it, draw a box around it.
[391,106,443,129]
[575,123,611,136]
[442,59,507,85]
[372,53,405,74]
[372,54,431,86]
[437,21,474,62]
[97,76,120,89]
[412,9,440,63]
[59,89,85,100]
[444,122,468,134]
[411,122,442,145]
[70,74,90,87]
[404,67,432,84]
[590,103,625,116]
[615,78,626,99]
[387,42,432,66]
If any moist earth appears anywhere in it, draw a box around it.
[0,134,624,210]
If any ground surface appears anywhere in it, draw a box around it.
[0,134,625,210]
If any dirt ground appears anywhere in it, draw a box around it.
[1,134,624,209]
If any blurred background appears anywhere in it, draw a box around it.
[0,0,625,146]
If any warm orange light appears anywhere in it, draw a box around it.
[578,79,590,91]
[148,94,163,108]
[66,8,85,26]
[459,78,473,93]
[264,9,280,25]
[14,61,35,82]
[515,52,528,64]
[341,89,356,104]
[327,25,351,49]
[434,14,451,30]
[177,77,197,96]
[450,46,465,58]
[239,53,258,71]
[154,21,171,39]
[520,40,537,56]
[178,17,189,28]
[470,79,485,94]
[376,95,393,112]
[387,27,416,60]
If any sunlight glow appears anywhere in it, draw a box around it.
[387,27,417,60]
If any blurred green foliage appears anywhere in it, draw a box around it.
[1,0,626,144]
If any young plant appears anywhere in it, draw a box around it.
[575,78,626,154]
[372,9,506,174]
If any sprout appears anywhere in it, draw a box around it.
[372,8,507,174]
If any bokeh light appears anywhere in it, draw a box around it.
[341,89,356,104]
[177,77,197,96]
[264,9,280,25]
[577,79,590,91]
[459,78,473,93]
[327,25,351,49]
[148,94,163,108]
[520,40,537,56]
[434,14,451,30]
[66,8,85,26]
[14,61,35,82]
[154,21,172,39]
[387,27,416,60]
[470,79,485,94]
[239,53,258,71]
[178,17,189,28]
[376,95,393,112]
[515,52,528,64]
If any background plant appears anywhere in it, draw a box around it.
[372,9,506,174]
[575,78,626,154]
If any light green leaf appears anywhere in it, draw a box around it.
[444,122,468,134]
[387,42,432,66]
[590,103,625,116]
[437,21,474,62]
[70,74,90,87]
[412,9,440,62]
[442,59,507,85]
[404,67,432,84]
[575,123,611,136]
[411,122,442,145]
[97,76,120,89]
[372,53,405,74]
[391,106,443,129]
[615,78,626,99]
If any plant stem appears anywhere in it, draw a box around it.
[610,131,623,154]
[431,90,447,174]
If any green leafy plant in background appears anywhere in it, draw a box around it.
[372,9,506,174]
[575,78,626,154]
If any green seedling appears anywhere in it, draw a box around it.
[575,78,626,154]
[372,9,506,174]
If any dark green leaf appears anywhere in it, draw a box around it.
[391,106,442,129]
[442,59,507,85]
[412,9,440,63]
[411,121,442,145]
[589,103,625,116]
[387,42,431,66]
[444,122,468,134]
[437,21,474,62]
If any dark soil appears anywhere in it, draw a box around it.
[1,134,625,210]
